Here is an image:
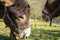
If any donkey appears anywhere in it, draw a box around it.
[0,0,30,40]
[42,0,60,26]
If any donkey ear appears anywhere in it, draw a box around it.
[0,1,5,4]
[0,0,14,6]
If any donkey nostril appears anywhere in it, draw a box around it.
[19,34,27,39]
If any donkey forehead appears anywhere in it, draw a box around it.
[9,6,24,14]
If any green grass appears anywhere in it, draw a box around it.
[0,19,60,40]
[29,19,60,40]
[0,20,10,40]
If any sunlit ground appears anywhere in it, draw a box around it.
[0,19,60,40]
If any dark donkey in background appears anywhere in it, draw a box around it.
[42,0,60,26]
[0,0,30,40]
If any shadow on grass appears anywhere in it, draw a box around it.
[0,35,9,40]
[29,27,60,40]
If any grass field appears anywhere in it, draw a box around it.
[0,19,60,40]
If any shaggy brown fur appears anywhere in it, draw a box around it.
[0,0,30,40]
[0,1,5,18]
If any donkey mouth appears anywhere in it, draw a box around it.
[18,27,31,39]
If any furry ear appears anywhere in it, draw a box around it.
[0,1,5,4]
[0,0,14,6]
[0,1,5,19]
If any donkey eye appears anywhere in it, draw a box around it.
[19,16,23,18]
[16,8,20,11]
